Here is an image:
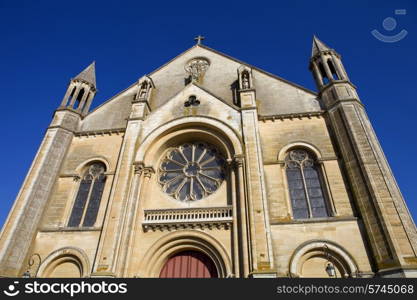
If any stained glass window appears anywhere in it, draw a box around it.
[158,143,226,201]
[68,162,106,227]
[285,149,329,219]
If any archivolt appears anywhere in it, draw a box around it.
[289,240,359,278]
[135,116,243,165]
[137,230,232,278]
[37,247,90,278]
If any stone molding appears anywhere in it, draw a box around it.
[259,111,324,121]
[38,226,102,232]
[142,206,233,232]
[37,247,90,278]
[74,128,125,137]
[270,216,357,225]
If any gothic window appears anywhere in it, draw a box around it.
[65,86,76,107]
[158,143,226,202]
[68,162,107,227]
[285,149,329,219]
[73,88,85,109]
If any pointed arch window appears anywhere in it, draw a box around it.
[68,162,107,227]
[318,62,329,84]
[285,149,330,219]
[327,59,340,80]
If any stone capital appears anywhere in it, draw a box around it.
[134,164,144,175]
[143,166,155,178]
[233,154,245,168]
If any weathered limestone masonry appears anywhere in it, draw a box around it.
[92,77,153,277]
[310,37,417,277]
[0,37,416,278]
[0,62,97,275]
[238,67,275,276]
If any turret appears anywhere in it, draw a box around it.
[59,62,97,115]
[309,36,417,277]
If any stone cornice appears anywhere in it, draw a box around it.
[127,117,146,121]
[38,226,102,232]
[318,80,357,96]
[327,98,365,112]
[309,50,341,63]
[47,125,77,133]
[74,128,125,137]
[270,216,357,225]
[259,111,324,121]
[55,107,85,118]
[70,78,97,92]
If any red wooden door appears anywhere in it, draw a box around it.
[159,250,218,278]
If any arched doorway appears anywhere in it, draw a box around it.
[289,241,359,278]
[159,250,218,278]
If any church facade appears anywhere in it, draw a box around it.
[1,37,416,278]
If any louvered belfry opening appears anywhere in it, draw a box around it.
[159,250,218,278]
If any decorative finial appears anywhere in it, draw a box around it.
[194,35,205,45]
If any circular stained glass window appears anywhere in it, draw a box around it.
[158,143,226,201]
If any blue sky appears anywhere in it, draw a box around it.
[0,0,416,227]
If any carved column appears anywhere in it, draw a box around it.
[330,53,348,81]
[60,83,74,107]
[239,80,275,276]
[82,92,95,115]
[92,84,152,276]
[77,86,90,112]
[109,163,144,276]
[122,165,154,277]
[228,159,240,277]
[311,63,324,88]
[234,155,250,277]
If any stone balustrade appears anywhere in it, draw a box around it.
[142,206,233,231]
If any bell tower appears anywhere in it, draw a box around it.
[310,36,417,277]
[0,63,97,276]
[59,62,97,115]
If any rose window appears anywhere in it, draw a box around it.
[158,143,226,201]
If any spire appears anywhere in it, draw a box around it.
[74,62,96,88]
[311,35,332,57]
[60,61,97,114]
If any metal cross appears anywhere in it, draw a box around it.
[194,35,205,45]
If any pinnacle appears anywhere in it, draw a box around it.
[311,35,332,57]
[74,61,96,88]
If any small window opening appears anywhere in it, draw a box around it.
[318,63,329,85]
[328,59,339,80]
[73,88,85,109]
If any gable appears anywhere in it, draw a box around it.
[148,45,320,115]
[80,44,320,132]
